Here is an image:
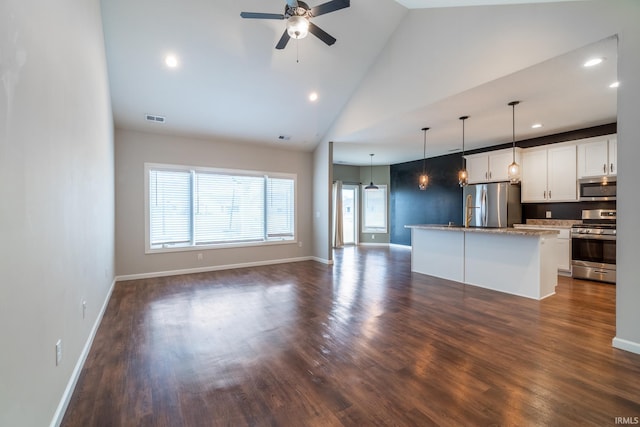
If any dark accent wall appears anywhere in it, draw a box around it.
[523,201,615,219]
[390,154,463,246]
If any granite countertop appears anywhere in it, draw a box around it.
[513,219,581,230]
[405,224,559,236]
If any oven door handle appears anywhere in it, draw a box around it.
[571,234,617,241]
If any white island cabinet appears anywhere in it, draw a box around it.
[406,225,558,300]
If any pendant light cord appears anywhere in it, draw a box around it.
[422,131,426,174]
[421,127,429,175]
[370,154,374,183]
[460,116,468,167]
[509,101,519,162]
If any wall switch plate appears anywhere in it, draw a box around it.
[55,340,62,366]
[82,300,87,319]
[371,234,375,239]
[546,211,552,218]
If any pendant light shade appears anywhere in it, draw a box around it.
[419,127,430,190]
[458,116,469,187]
[508,101,521,184]
[365,153,378,190]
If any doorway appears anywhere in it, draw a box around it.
[342,185,358,245]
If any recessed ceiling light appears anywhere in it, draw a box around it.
[165,54,179,68]
[309,92,318,102]
[583,57,603,67]
[609,81,620,88]
[531,123,543,129]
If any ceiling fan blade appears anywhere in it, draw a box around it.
[308,22,336,46]
[240,12,285,19]
[310,0,350,17]
[275,30,291,50]
[286,0,299,7]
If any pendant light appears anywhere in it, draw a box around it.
[458,116,469,187]
[419,127,430,190]
[507,101,521,184]
[365,153,378,190]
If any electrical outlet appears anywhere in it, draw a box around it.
[371,234,375,239]
[82,300,87,319]
[197,253,203,261]
[298,241,303,248]
[55,340,62,366]
[546,211,552,218]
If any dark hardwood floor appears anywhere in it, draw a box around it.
[62,246,640,426]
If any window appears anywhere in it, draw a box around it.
[362,184,387,233]
[146,163,296,252]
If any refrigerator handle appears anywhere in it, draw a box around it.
[482,189,488,227]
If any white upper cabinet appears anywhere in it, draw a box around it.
[465,148,521,184]
[577,135,617,178]
[521,144,577,203]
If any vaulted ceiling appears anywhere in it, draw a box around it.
[100,0,615,166]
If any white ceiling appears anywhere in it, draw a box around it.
[100,0,616,166]
[394,0,585,9]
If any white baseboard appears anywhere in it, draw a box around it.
[389,243,411,250]
[358,242,390,247]
[612,337,640,355]
[50,277,116,427]
[116,256,324,282]
[311,256,333,265]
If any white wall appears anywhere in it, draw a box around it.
[312,140,332,263]
[614,1,640,352]
[115,129,314,277]
[0,0,115,426]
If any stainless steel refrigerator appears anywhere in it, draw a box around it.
[462,182,521,228]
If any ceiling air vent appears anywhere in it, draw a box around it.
[145,114,166,123]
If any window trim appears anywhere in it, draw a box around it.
[361,184,388,233]
[144,162,297,254]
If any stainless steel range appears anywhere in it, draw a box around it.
[571,209,616,283]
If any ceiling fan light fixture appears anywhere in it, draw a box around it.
[287,15,309,39]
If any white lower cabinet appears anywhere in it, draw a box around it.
[513,226,571,275]
[555,229,571,274]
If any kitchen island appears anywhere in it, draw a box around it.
[406,225,559,300]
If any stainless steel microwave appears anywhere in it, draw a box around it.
[578,177,616,201]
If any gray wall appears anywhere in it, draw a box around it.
[115,129,314,277]
[0,1,115,425]
[333,164,391,245]
[333,164,361,184]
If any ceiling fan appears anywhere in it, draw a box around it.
[240,0,350,50]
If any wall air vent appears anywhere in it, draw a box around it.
[145,114,166,123]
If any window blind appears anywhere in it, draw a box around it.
[147,165,295,249]
[149,169,192,246]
